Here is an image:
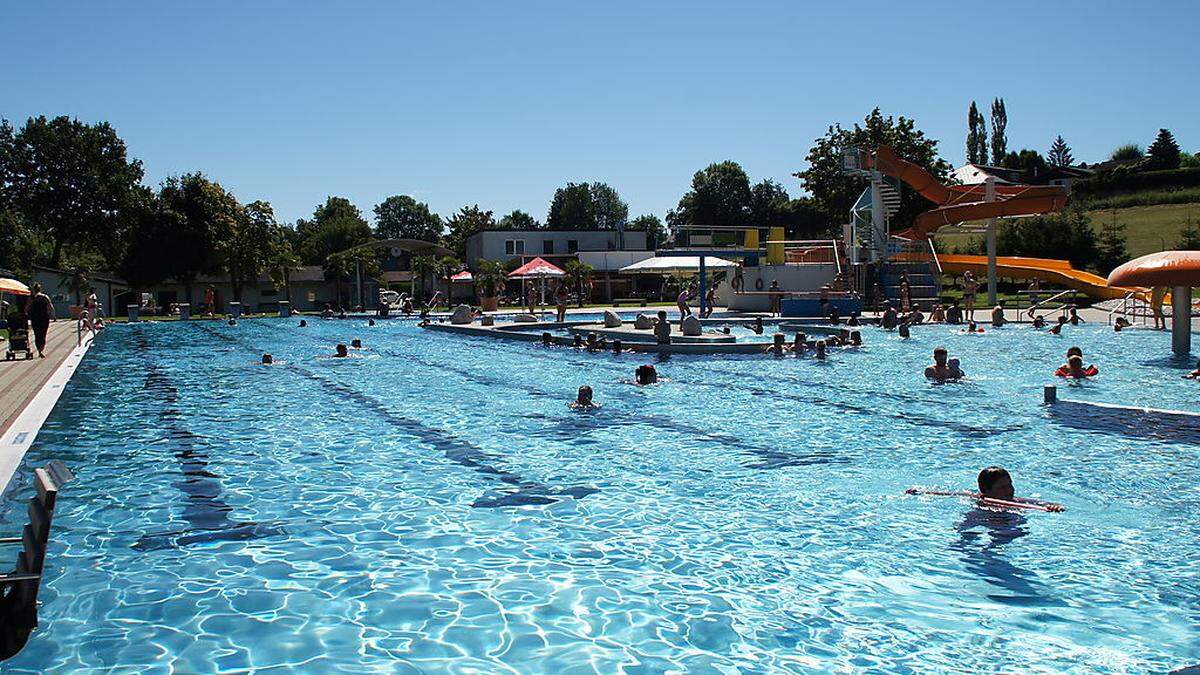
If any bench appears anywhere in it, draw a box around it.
[612,297,648,307]
[0,461,73,662]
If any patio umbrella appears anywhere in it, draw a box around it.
[618,256,737,274]
[450,270,474,283]
[0,278,30,295]
[507,257,565,306]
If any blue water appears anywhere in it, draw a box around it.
[2,316,1198,672]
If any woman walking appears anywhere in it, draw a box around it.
[26,282,54,358]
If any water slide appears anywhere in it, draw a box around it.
[861,145,1069,238]
[936,254,1142,301]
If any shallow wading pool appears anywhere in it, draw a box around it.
[1,316,1197,672]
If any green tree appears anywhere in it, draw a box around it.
[1000,149,1048,179]
[325,246,382,310]
[1094,212,1130,274]
[373,195,442,241]
[266,234,301,303]
[1175,212,1200,250]
[296,196,373,265]
[0,208,43,278]
[1047,135,1074,167]
[498,209,539,230]
[442,205,496,257]
[2,115,144,266]
[990,98,1008,165]
[966,101,987,164]
[545,182,628,230]
[159,173,242,305]
[667,160,753,235]
[474,258,507,298]
[223,200,280,303]
[628,214,667,249]
[564,259,594,307]
[119,191,189,296]
[1110,143,1143,161]
[799,108,950,229]
[749,179,789,228]
[410,255,436,302]
[1146,128,1182,170]
[995,208,1098,270]
[436,255,462,307]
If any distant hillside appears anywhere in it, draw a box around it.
[1085,202,1200,257]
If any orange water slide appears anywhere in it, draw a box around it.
[862,145,1069,238]
[937,254,1144,301]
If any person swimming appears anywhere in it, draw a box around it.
[924,346,963,382]
[848,314,861,327]
[321,304,334,319]
[828,306,841,325]
[945,302,963,325]
[963,320,984,334]
[1068,306,1085,325]
[792,332,808,356]
[1184,359,1200,380]
[573,334,584,348]
[814,339,827,360]
[906,466,1065,512]
[1032,315,1046,329]
[991,305,1006,327]
[299,319,308,327]
[766,333,788,357]
[751,316,764,335]
[333,343,349,358]
[1113,317,1131,332]
[898,322,911,339]
[541,332,553,347]
[881,302,898,330]
[635,364,658,385]
[1055,353,1098,378]
[351,338,363,349]
[612,339,624,354]
[1049,315,1068,335]
[586,332,599,351]
[368,318,376,326]
[228,318,237,326]
[261,353,273,365]
[569,385,598,410]
[849,330,862,347]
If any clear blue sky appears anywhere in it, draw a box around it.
[3,1,1198,226]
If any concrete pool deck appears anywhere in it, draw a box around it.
[0,321,95,493]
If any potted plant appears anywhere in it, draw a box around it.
[475,259,506,311]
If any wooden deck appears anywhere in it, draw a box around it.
[0,322,84,438]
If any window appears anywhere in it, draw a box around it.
[567,240,579,254]
[505,239,526,255]
[543,240,555,255]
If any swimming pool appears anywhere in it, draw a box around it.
[2,316,1197,671]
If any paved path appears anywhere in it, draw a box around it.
[0,321,84,437]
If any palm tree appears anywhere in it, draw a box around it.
[437,255,462,308]
[411,255,436,303]
[267,243,301,303]
[59,265,91,306]
[564,260,594,308]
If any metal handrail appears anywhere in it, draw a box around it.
[927,239,943,276]
[1026,289,1075,316]
[831,239,843,277]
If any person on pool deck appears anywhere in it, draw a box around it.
[702,282,719,319]
[635,364,658,385]
[654,310,672,345]
[924,347,964,382]
[1025,278,1042,319]
[261,354,273,365]
[961,271,979,321]
[1068,306,1086,325]
[768,280,782,317]
[676,283,695,317]
[333,343,349,358]
[570,385,597,410]
[554,282,569,323]
[881,302,898,330]
[899,273,912,312]
[898,321,911,339]
[1049,315,1068,335]
[991,305,1006,327]
[945,302,963,325]
[26,282,54,358]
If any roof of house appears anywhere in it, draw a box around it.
[467,228,641,236]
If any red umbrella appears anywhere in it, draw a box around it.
[450,270,474,283]
[507,257,565,279]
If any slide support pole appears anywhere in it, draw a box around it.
[985,178,998,307]
[1172,285,1191,355]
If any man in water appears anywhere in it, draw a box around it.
[945,302,963,325]
[654,310,672,345]
[541,332,554,347]
[351,338,363,349]
[1068,306,1086,325]
[898,321,911,339]
[991,305,1006,327]
[1049,316,1068,335]
[261,354,273,365]
[881,301,898,330]
[924,346,964,382]
[635,364,658,385]
[570,385,597,410]
[1032,315,1046,329]
[750,316,764,335]
[333,344,349,358]
[792,332,808,356]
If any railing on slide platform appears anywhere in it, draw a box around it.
[1107,291,1154,326]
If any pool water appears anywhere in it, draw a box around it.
[2,316,1198,672]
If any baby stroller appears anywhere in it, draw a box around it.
[5,312,33,361]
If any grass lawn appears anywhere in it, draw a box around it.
[1085,202,1200,257]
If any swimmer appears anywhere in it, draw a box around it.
[261,353,273,365]
[1068,306,1085,325]
[945,302,963,325]
[1114,317,1131,332]
[351,338,363,349]
[924,346,963,382]
[765,333,789,357]
[1184,359,1200,380]
[612,339,624,354]
[1032,315,1046,329]
[228,318,237,326]
[299,319,308,327]
[635,364,658,385]
[321,304,334,319]
[905,466,1065,512]
[338,310,347,320]
[1049,315,1068,335]
[829,306,841,325]
[848,314,861,327]
[909,305,925,325]
[573,334,584,348]
[849,330,862,347]
[814,340,827,360]
[368,318,376,326]
[991,305,1006,327]
[898,322,911,339]
[586,332,599,351]
[569,385,599,410]
[1055,354,1098,379]
[792,332,808,356]
[722,326,731,334]
[963,320,983,334]
[541,332,553,347]
[751,316,764,335]
[881,302,898,330]
[333,343,349,358]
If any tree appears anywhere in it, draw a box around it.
[436,255,462,307]
[266,234,301,303]
[1146,129,1182,170]
[325,246,381,310]
[1094,212,1130,274]
[223,200,279,303]
[296,197,373,265]
[373,195,442,242]
[119,191,189,296]
[3,115,144,266]
[498,209,539,230]
[1176,212,1200,250]
[1047,135,1074,167]
[990,98,1008,165]
[564,259,594,307]
[1000,149,1048,179]
[995,208,1098,271]
[966,102,987,164]
[410,255,437,302]
[545,182,628,230]
[667,161,752,234]
[474,259,507,298]
[59,265,91,306]
[1110,143,1143,161]
[0,209,43,278]
[158,173,242,305]
[628,214,667,249]
[442,205,496,258]
[749,179,789,228]
[799,108,951,230]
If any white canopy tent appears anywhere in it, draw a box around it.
[618,256,738,275]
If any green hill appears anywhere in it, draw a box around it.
[1086,202,1200,257]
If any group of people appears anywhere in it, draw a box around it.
[569,364,660,410]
